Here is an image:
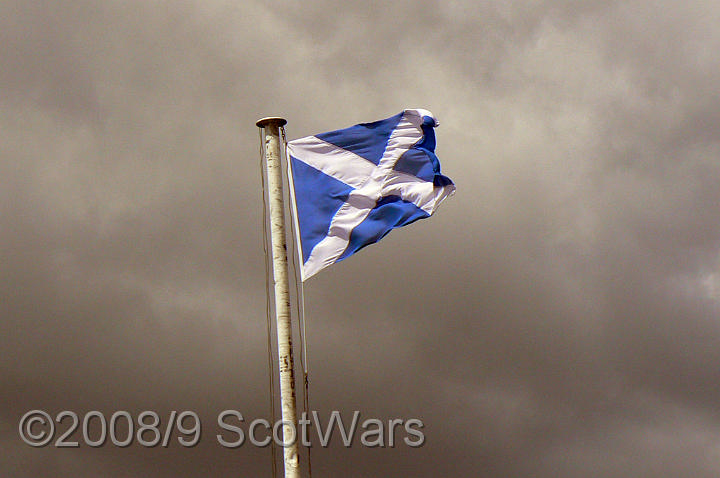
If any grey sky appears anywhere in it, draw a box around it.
[3,1,720,476]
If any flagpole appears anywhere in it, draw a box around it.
[256,116,300,478]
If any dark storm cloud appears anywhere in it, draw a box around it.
[3,1,720,476]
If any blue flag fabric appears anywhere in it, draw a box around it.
[287,109,455,281]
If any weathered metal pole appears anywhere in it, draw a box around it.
[256,116,300,478]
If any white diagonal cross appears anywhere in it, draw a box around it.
[288,109,451,279]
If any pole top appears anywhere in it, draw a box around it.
[256,117,287,128]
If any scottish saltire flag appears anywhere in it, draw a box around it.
[287,109,455,281]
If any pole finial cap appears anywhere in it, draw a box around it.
[256,117,287,128]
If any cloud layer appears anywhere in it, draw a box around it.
[3,1,720,476]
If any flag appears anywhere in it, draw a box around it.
[287,109,455,281]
